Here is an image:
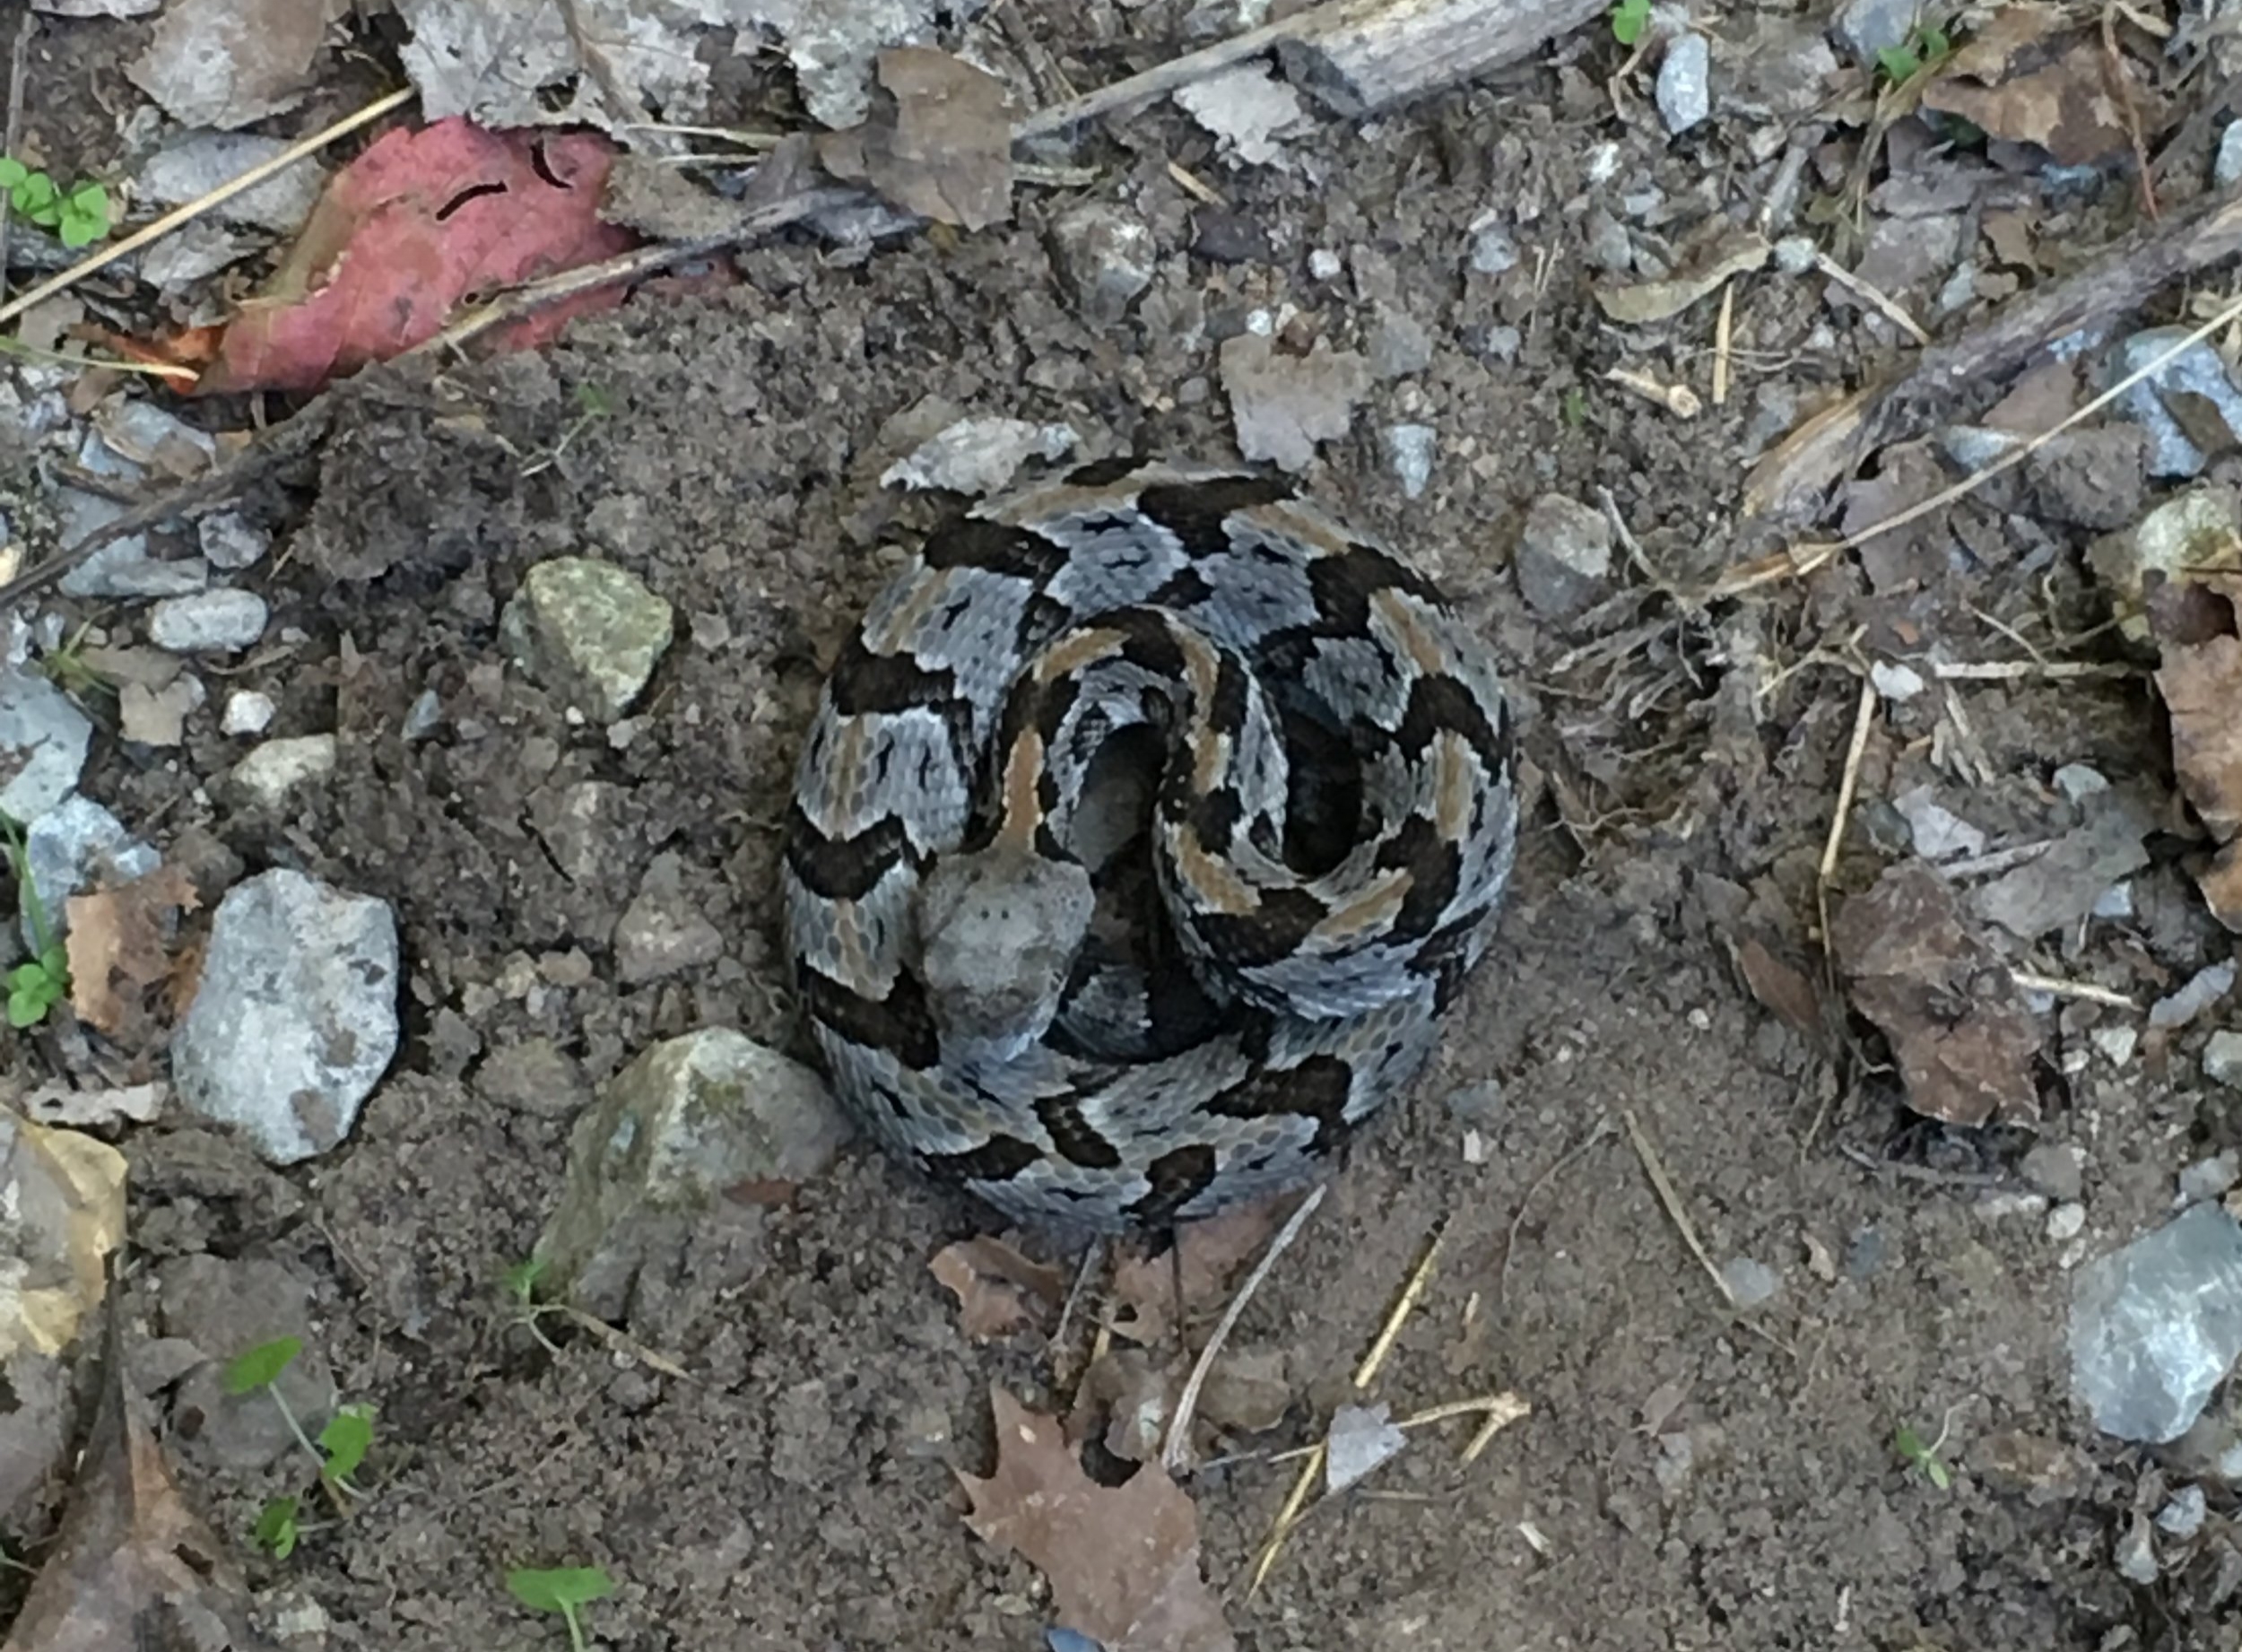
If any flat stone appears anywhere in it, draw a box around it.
[2070,1203,2242,1444]
[1513,492,1613,622]
[0,668,93,822]
[536,1030,852,1318]
[230,734,337,810]
[1655,31,1711,135]
[500,556,674,722]
[169,869,400,1165]
[149,587,270,653]
[1047,203,1156,326]
[20,796,159,949]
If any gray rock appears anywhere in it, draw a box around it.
[475,1035,593,1118]
[140,133,325,231]
[1220,334,1371,474]
[230,733,337,810]
[2114,1515,2159,1584]
[196,509,272,570]
[615,856,726,985]
[2219,121,2242,191]
[2158,1483,2207,1539]
[170,870,400,1165]
[1722,1256,1780,1308]
[0,668,92,822]
[1513,492,1613,621]
[500,556,675,721]
[1468,222,1519,275]
[881,418,1079,497]
[55,488,209,598]
[2069,1203,2242,1443]
[1655,32,1712,135]
[1367,306,1433,379]
[2177,1151,2238,1204]
[2111,327,2242,478]
[2206,1030,2242,1090]
[20,796,159,949]
[1833,0,1922,61]
[536,1030,851,1318]
[221,691,275,736]
[2151,961,2235,1030]
[1047,203,1156,326]
[1380,423,1437,500]
[401,688,442,741]
[2090,488,2242,643]
[149,587,270,653]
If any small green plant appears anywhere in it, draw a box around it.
[1893,1421,1952,1490]
[224,1336,378,1557]
[0,156,112,248]
[1875,22,1953,86]
[2,813,67,1030]
[1610,0,1652,47]
[1560,386,1589,429]
[40,619,112,702]
[508,1566,615,1651]
[504,1254,569,1354]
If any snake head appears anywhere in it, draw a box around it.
[914,844,1094,1068]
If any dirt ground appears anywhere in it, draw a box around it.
[6,3,2242,1649]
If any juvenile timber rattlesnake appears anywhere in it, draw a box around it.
[782,459,1518,1230]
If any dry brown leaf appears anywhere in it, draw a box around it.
[65,865,200,1045]
[0,1110,127,1363]
[928,1235,1065,1342]
[1920,9,2153,167]
[1831,863,2039,1127]
[959,1387,1235,1652]
[2158,633,2242,841]
[1,1301,267,1652]
[1733,936,1822,1037]
[817,48,1012,230]
[1595,230,1769,326]
[1111,1198,1282,1345]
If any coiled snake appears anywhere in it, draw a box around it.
[783,459,1518,1231]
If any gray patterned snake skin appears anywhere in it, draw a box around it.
[783,459,1518,1230]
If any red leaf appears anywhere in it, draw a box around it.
[191,118,638,395]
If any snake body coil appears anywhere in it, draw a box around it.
[783,460,1518,1230]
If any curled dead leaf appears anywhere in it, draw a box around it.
[929,1235,1065,1342]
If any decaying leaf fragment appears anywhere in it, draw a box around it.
[0,1109,127,1364]
[1831,863,2039,1126]
[928,1235,1065,1342]
[1919,8,2156,168]
[0,1300,268,1652]
[2151,575,2242,929]
[65,863,201,1046]
[817,48,1012,231]
[958,1387,1235,1652]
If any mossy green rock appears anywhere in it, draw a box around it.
[499,555,674,720]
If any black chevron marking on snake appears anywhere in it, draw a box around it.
[1137,474,1299,553]
[924,517,1072,582]
[1393,671,1504,766]
[1375,813,1464,932]
[925,1132,1045,1186]
[783,804,929,902]
[1202,1052,1353,1151]
[1034,1095,1126,1169]
[794,962,940,1071]
[1303,543,1447,629]
[1126,1142,1219,1227]
[826,634,954,718]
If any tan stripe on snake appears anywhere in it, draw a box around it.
[783,459,1518,1231]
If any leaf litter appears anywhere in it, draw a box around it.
[958,1387,1236,1652]
[927,1235,1065,1342]
[140,119,637,394]
[0,1297,266,1652]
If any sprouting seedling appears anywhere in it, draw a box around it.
[41,618,114,702]
[2,813,67,1030]
[1876,22,1953,86]
[0,155,112,248]
[504,1254,568,1355]
[522,382,614,477]
[1901,1416,1955,1479]
[1610,0,1652,47]
[508,1566,615,1651]
[223,1336,378,1555]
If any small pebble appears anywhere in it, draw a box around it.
[1721,1256,1780,1308]
[1308,248,1342,280]
[1381,423,1437,499]
[221,691,275,736]
[2177,1151,2239,1204]
[2157,1483,2207,1539]
[196,510,271,570]
[1655,32,1711,135]
[1468,222,1519,275]
[1513,492,1612,622]
[1870,660,1925,700]
[2204,1030,2242,1090]
[1772,235,1818,274]
[402,688,442,741]
[231,734,337,809]
[2094,1025,2139,1066]
[2220,121,2242,190]
[2021,1142,2085,1203]
[2150,962,2235,1030]
[149,588,269,653]
[2054,764,2111,803]
[2114,1517,2159,1585]
[2046,1203,2087,1243]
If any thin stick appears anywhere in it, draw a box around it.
[0,14,32,301]
[1818,676,1878,888]
[1711,280,2242,599]
[1352,1219,1445,1390]
[1247,1448,1325,1596]
[1258,1391,1533,1467]
[1813,248,1931,344]
[1500,1116,1612,1307]
[0,85,415,332]
[1713,279,1734,407]
[1621,1108,1735,1308]
[2010,969,2135,1010]
[1930,659,2142,682]
[1012,6,1310,140]
[1160,1185,1323,1473]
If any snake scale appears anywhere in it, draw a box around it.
[782,458,1518,1231]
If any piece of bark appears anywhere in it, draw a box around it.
[1278,0,1608,117]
